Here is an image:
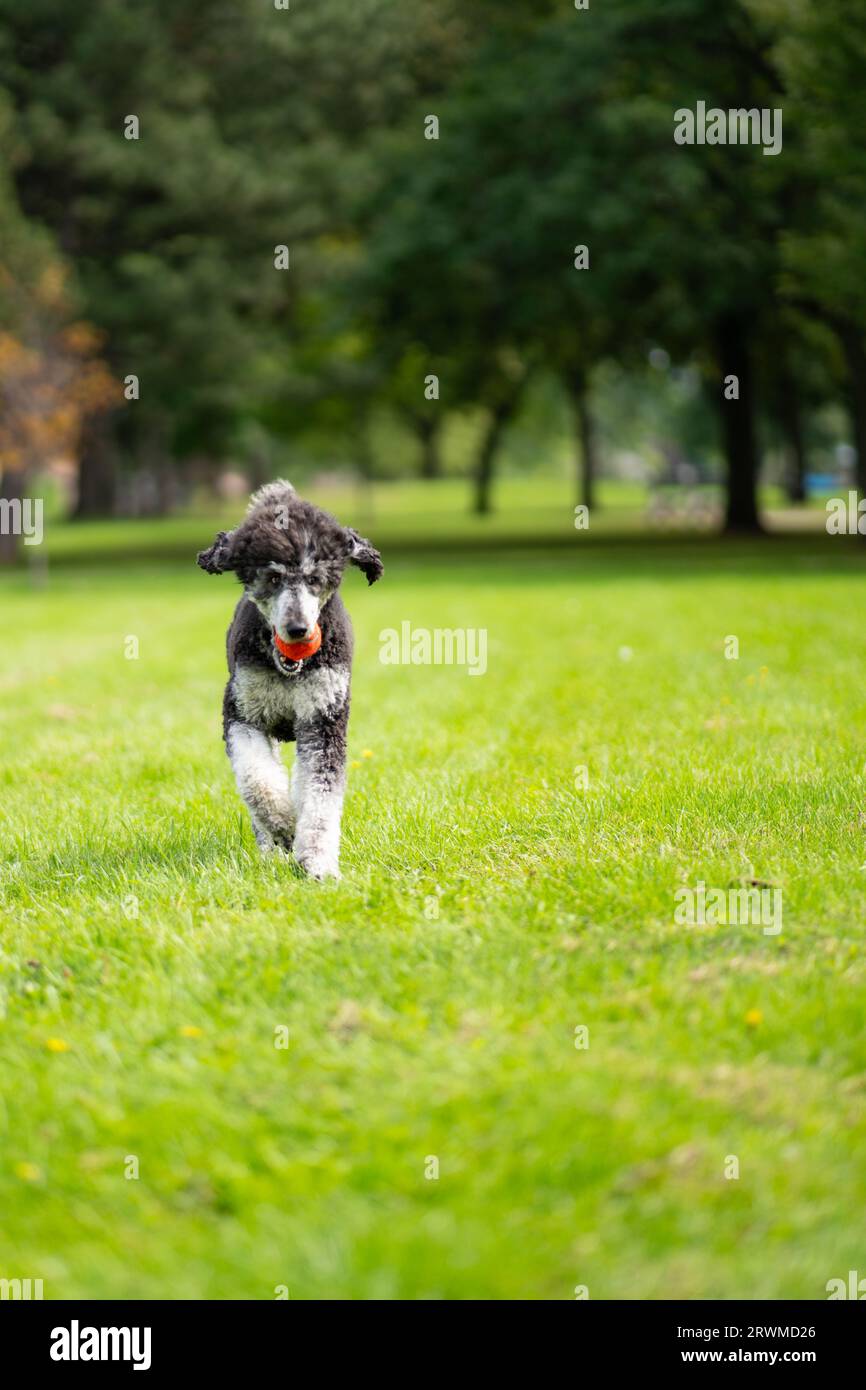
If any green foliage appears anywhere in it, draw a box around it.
[0,0,863,513]
[0,0,463,471]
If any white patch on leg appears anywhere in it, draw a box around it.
[227,722,294,850]
[292,755,345,880]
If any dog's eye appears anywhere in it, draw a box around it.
[266,573,282,589]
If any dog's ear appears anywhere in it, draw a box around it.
[345,528,383,585]
[196,530,236,574]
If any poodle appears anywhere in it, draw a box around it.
[196,481,383,879]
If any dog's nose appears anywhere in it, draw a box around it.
[286,626,309,640]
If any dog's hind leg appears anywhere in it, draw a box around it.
[226,720,295,852]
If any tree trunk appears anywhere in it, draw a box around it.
[354,405,376,526]
[154,460,179,516]
[248,440,272,492]
[417,416,442,480]
[780,392,807,504]
[73,416,116,518]
[473,403,511,516]
[142,417,175,516]
[0,467,26,565]
[839,326,866,496]
[716,315,762,534]
[565,372,597,512]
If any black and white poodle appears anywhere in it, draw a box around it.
[197,481,383,879]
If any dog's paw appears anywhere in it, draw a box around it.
[294,848,341,881]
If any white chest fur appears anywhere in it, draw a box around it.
[233,662,349,730]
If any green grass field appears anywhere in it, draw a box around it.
[1,508,865,1299]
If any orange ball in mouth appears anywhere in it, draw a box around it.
[273,623,322,662]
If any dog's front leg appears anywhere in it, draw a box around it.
[226,720,295,852]
[292,706,348,880]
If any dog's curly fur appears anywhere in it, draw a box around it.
[197,480,382,879]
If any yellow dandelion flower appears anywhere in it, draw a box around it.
[361,749,374,758]
[45,1037,70,1053]
[15,1162,41,1182]
[350,760,361,769]
[745,1009,763,1028]
[179,1025,203,1039]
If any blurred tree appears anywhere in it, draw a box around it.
[0,0,860,535]
[356,0,813,531]
[0,0,465,513]
[757,311,841,504]
[764,0,866,494]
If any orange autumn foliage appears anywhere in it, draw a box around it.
[0,261,120,478]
